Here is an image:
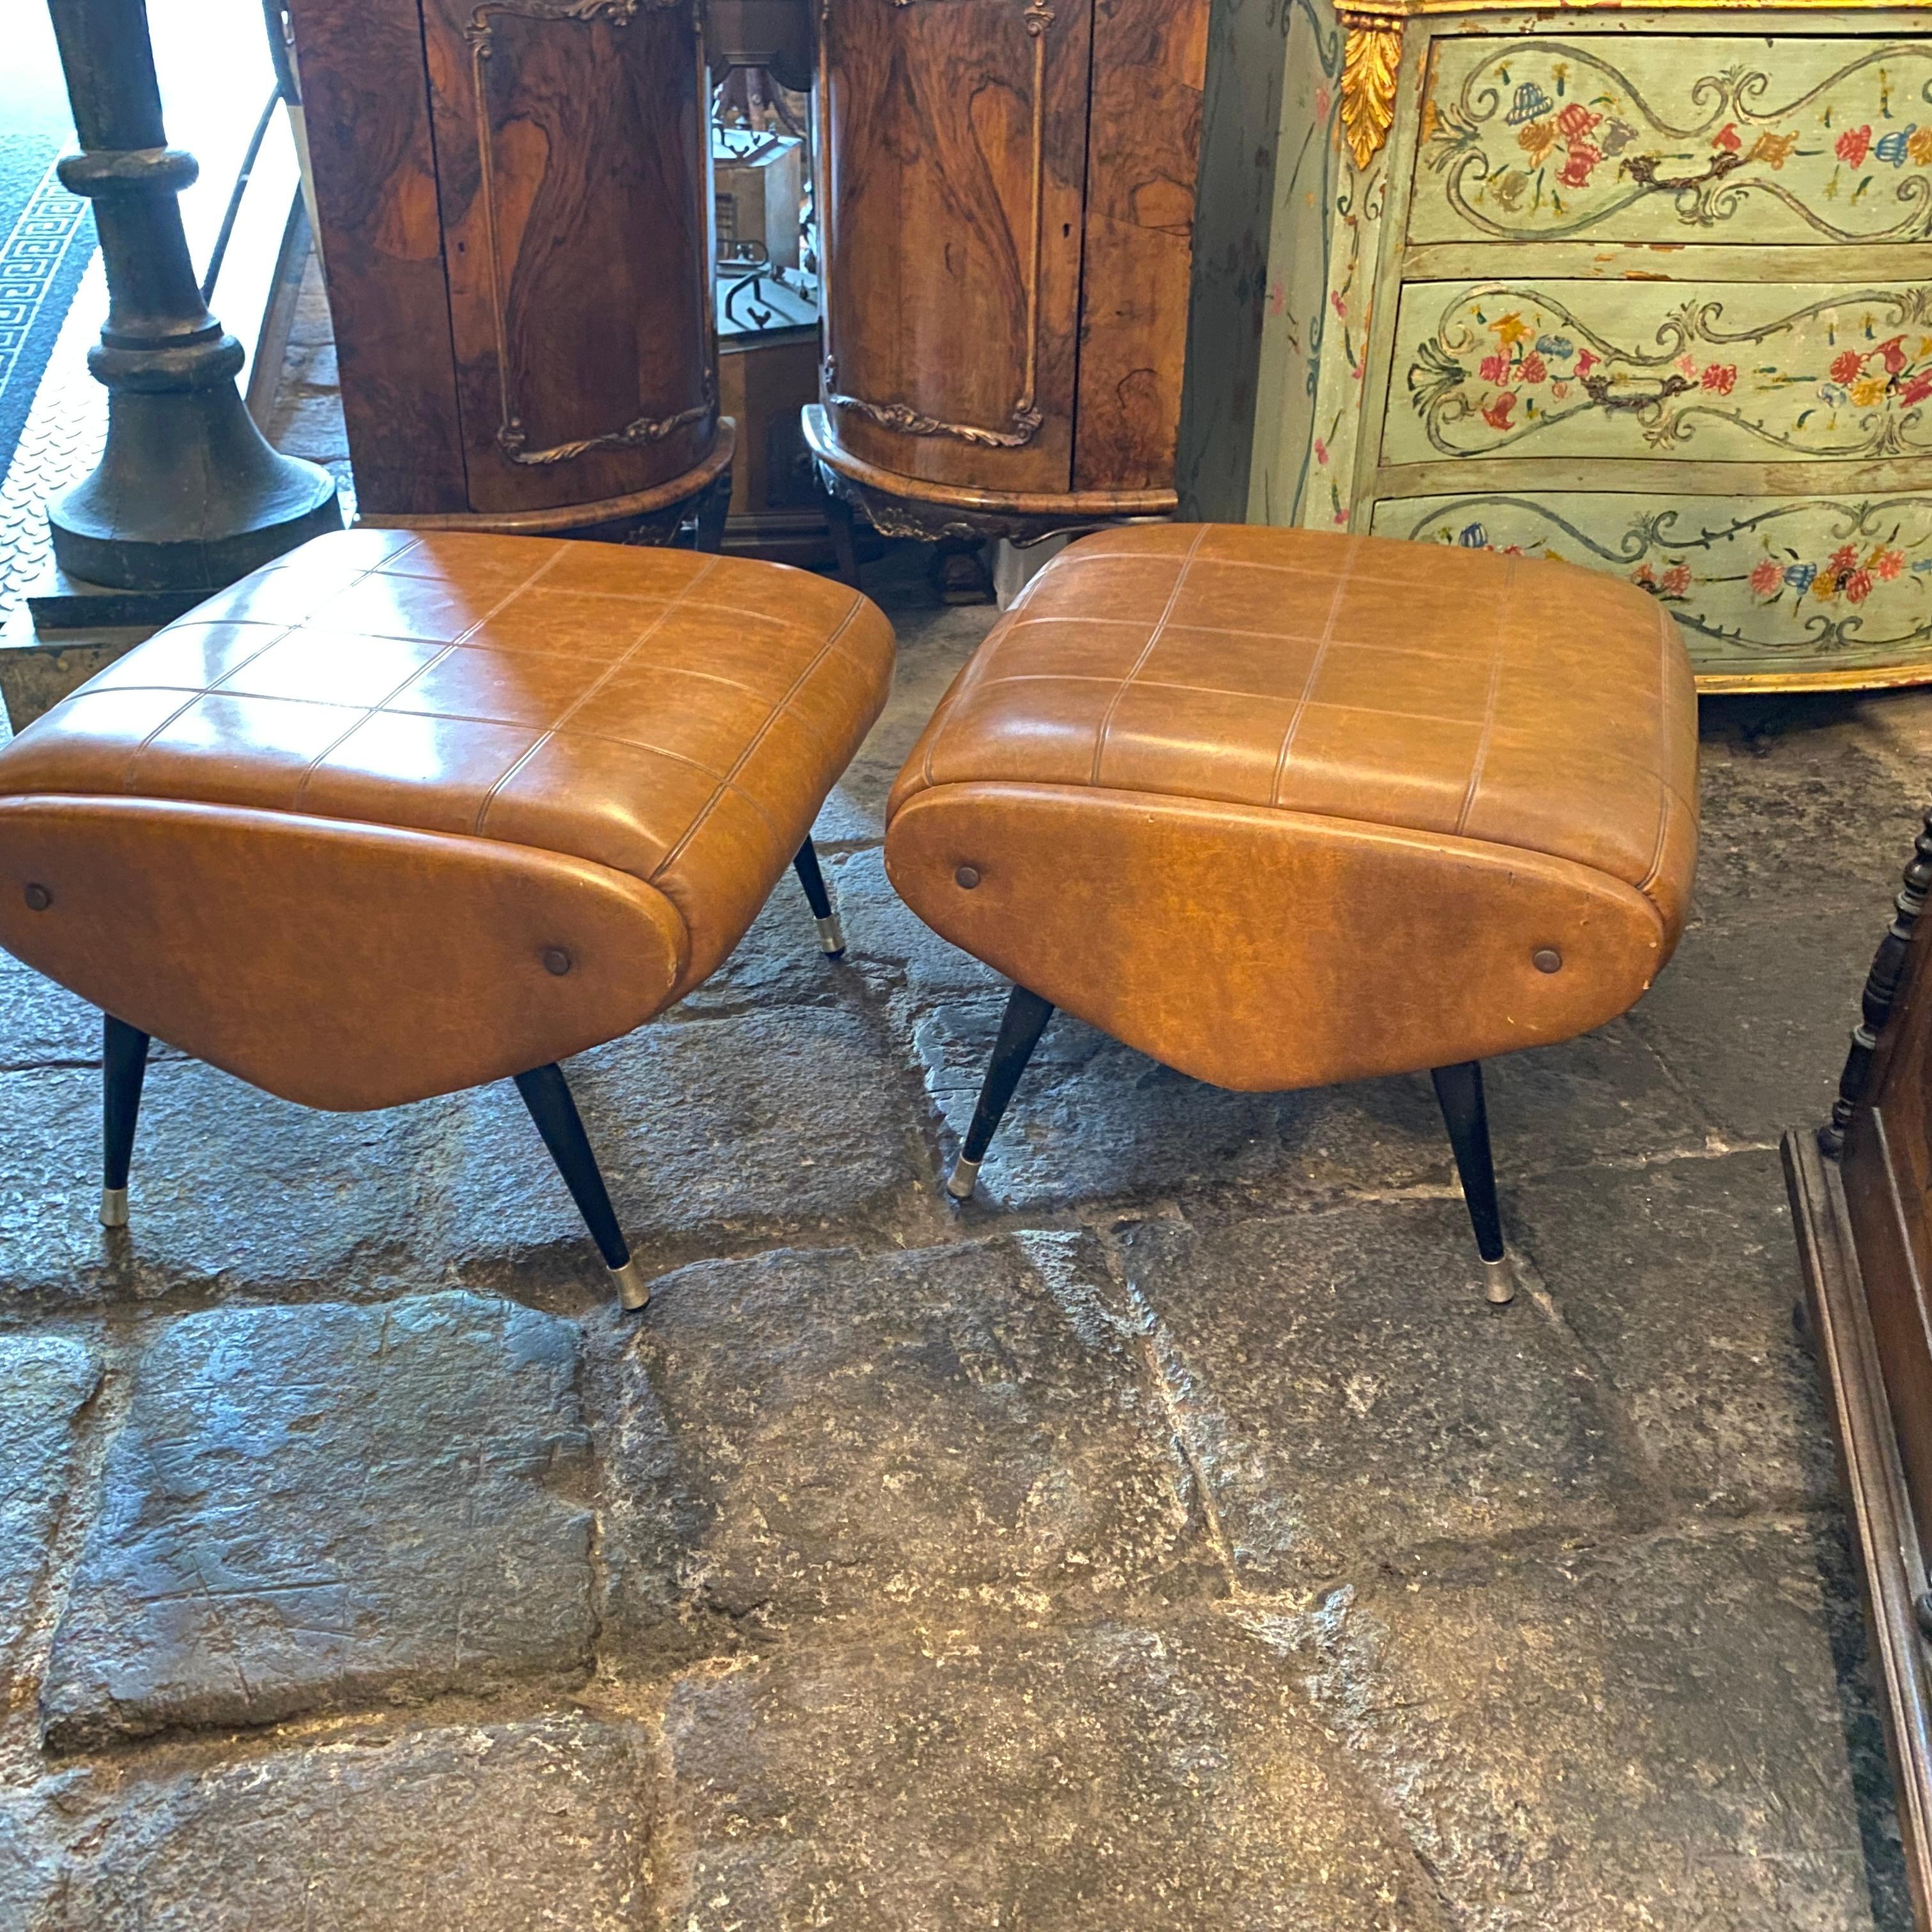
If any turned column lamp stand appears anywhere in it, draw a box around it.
[34,0,341,620]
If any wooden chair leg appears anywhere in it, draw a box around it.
[792,837,845,956]
[101,1013,150,1228]
[1430,1061,1515,1305]
[513,1063,648,1311]
[947,985,1055,1202]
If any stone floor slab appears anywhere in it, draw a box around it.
[671,880,855,1016]
[1116,1203,1647,1589]
[50,1715,649,1931]
[0,1062,441,1303]
[1696,719,1924,922]
[594,1232,1204,1653]
[913,997,1711,1217]
[430,1007,931,1284]
[661,1610,1448,1932]
[0,1788,65,1931]
[833,847,1005,1006]
[0,1335,97,1691]
[0,951,129,1071]
[1515,1148,1834,1516]
[1630,902,1880,1144]
[42,1293,592,1747]
[1287,1521,1910,1931]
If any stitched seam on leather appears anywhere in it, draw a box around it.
[111,622,309,792]
[1453,553,1516,837]
[1088,525,1211,789]
[907,779,1671,946]
[968,669,1487,730]
[434,649,779,707]
[468,555,725,839]
[109,546,432,795]
[289,546,571,813]
[1268,545,1358,809]
[369,544,572,716]
[1006,612,1481,665]
[652,591,867,880]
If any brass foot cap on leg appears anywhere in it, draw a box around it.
[815,912,847,958]
[611,1259,652,1313]
[99,1186,128,1229]
[945,1155,981,1202]
[1482,1254,1516,1306]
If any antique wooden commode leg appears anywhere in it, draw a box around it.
[946,985,1055,1202]
[100,1013,150,1229]
[512,1064,649,1313]
[792,837,846,957]
[1430,1061,1515,1305]
[1821,804,1932,1158]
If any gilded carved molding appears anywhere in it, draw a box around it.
[819,0,1051,450]
[1338,8,1402,172]
[466,0,712,466]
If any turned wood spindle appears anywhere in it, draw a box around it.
[1820,805,1932,1158]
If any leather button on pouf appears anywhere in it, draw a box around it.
[955,866,981,889]
[1533,947,1563,974]
[23,884,51,912]
[542,947,573,977]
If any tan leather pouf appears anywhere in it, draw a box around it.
[0,530,895,1308]
[885,523,1698,1303]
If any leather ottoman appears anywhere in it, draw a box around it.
[0,529,894,1307]
[885,523,1698,1303]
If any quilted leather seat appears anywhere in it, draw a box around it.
[0,528,894,1307]
[888,522,1696,1091]
[885,522,1698,1300]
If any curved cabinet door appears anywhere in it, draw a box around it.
[424,0,717,514]
[818,0,1093,493]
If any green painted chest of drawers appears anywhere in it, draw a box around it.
[1187,3,1932,690]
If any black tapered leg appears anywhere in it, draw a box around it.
[1430,1061,1514,1305]
[792,836,845,957]
[101,1013,150,1229]
[513,1064,648,1311]
[693,468,732,555]
[947,985,1055,1202]
[826,492,861,588]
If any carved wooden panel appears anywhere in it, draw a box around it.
[1071,0,1209,492]
[818,0,1094,493]
[285,0,469,515]
[1412,36,1932,246]
[1372,488,1932,687]
[420,0,716,514]
[1386,279,1932,464]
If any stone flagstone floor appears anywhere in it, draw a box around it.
[0,542,1929,1928]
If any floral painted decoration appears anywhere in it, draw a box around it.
[1747,542,1912,606]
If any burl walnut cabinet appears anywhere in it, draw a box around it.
[803,0,1211,544]
[287,0,730,537]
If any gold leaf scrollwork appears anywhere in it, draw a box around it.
[1338,11,1402,172]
